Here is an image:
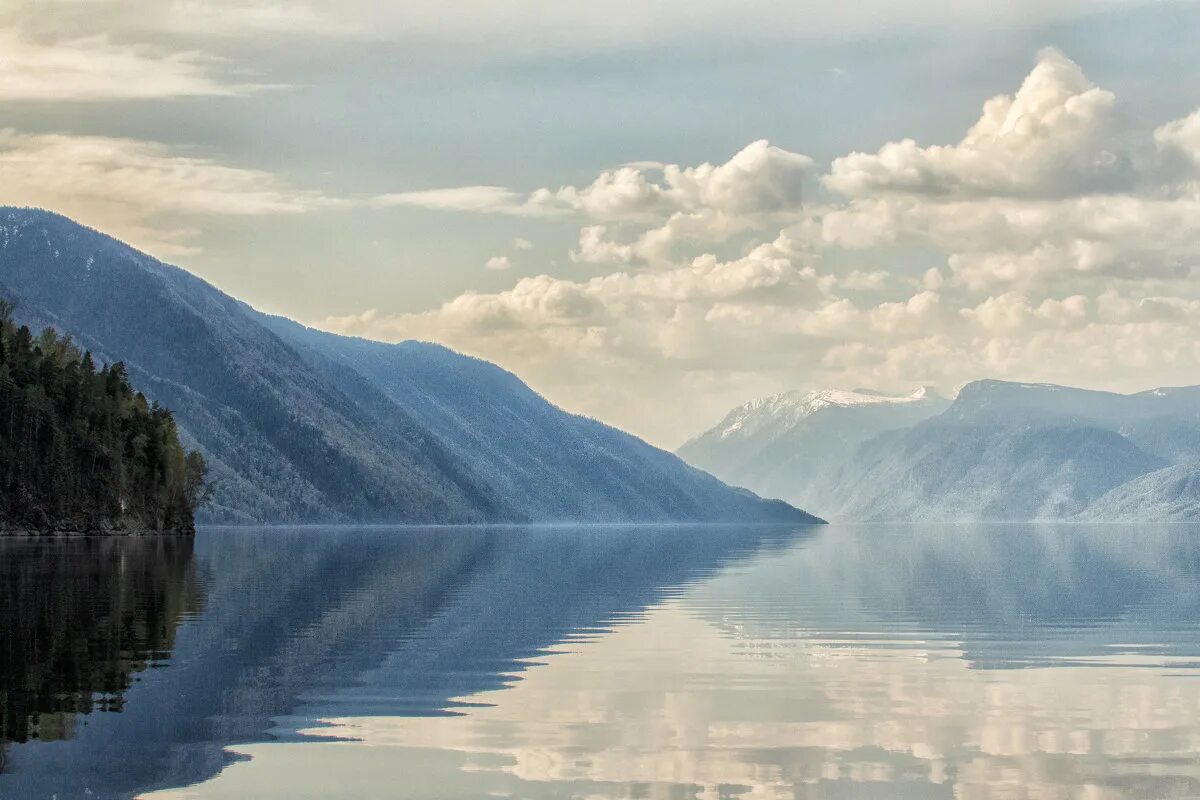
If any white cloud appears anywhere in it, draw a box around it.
[1156,108,1200,193]
[320,49,1200,444]
[820,193,1200,291]
[826,49,1128,199]
[372,186,565,218]
[512,237,535,250]
[0,28,247,101]
[555,140,813,219]
[570,225,635,265]
[376,140,813,225]
[485,255,512,271]
[0,129,337,255]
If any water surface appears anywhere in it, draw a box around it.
[3,523,1200,799]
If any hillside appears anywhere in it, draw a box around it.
[0,207,819,525]
[680,378,1200,522]
[677,387,949,515]
[1075,464,1200,522]
[818,421,1167,520]
[815,380,1200,521]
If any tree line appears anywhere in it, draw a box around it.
[0,299,207,533]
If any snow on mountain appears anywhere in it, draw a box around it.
[715,386,936,442]
[681,378,1200,522]
[678,386,950,516]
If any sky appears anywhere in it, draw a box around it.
[2,1,1200,447]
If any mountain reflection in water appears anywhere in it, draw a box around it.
[3,523,1200,799]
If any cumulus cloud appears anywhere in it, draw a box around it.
[376,140,813,224]
[826,49,1128,199]
[330,49,1200,445]
[0,129,337,254]
[570,225,635,265]
[1156,109,1200,193]
[485,255,512,271]
[0,28,248,101]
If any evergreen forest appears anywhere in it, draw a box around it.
[0,300,207,534]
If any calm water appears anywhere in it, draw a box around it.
[3,524,1200,799]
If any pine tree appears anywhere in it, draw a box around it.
[0,300,207,534]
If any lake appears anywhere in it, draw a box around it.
[3,523,1200,799]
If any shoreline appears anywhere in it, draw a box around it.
[0,526,195,537]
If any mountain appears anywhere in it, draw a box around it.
[1076,463,1200,522]
[817,380,1200,521]
[0,207,819,525]
[258,315,798,523]
[677,387,949,515]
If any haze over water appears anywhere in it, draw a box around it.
[4,523,1200,799]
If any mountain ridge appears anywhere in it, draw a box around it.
[678,385,951,515]
[682,377,1200,522]
[0,207,820,526]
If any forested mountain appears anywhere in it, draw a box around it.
[677,387,949,515]
[0,208,818,525]
[811,381,1200,521]
[0,302,205,533]
[260,316,810,523]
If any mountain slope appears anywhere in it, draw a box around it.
[0,207,818,525]
[677,387,949,515]
[1076,464,1200,522]
[0,209,492,523]
[258,316,808,523]
[819,421,1167,520]
[817,380,1199,521]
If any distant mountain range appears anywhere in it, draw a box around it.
[679,387,950,515]
[0,208,818,525]
[681,380,1200,522]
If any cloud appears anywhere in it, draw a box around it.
[1156,108,1200,192]
[485,255,512,271]
[0,129,337,255]
[555,140,813,219]
[570,225,635,265]
[371,186,565,217]
[0,28,248,101]
[512,237,535,250]
[825,49,1128,199]
[820,193,1200,291]
[313,49,1200,445]
[375,140,813,224]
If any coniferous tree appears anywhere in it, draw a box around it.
[0,300,207,533]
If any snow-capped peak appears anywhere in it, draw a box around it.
[716,386,937,440]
